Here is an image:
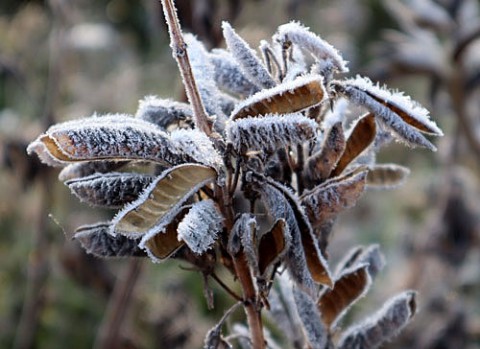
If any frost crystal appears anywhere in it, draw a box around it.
[177,200,224,254]
[170,129,222,168]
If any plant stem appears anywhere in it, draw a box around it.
[160,0,214,137]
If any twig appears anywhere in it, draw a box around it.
[211,271,243,301]
[160,0,214,137]
[94,259,143,349]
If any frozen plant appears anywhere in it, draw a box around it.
[27,0,442,348]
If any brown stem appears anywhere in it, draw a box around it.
[94,259,143,349]
[160,0,214,137]
[217,185,266,349]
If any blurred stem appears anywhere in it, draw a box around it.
[160,0,214,137]
[94,259,143,349]
[14,2,65,347]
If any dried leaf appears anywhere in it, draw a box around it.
[58,161,129,181]
[331,113,376,178]
[65,172,154,208]
[302,169,368,227]
[113,164,217,237]
[74,222,145,258]
[135,96,193,129]
[230,75,326,120]
[228,214,256,256]
[366,164,410,189]
[222,21,276,89]
[306,121,346,182]
[176,200,224,255]
[227,113,317,155]
[274,21,349,73]
[318,264,371,328]
[27,114,186,165]
[209,48,260,98]
[338,291,417,349]
[293,287,328,349]
[258,219,288,276]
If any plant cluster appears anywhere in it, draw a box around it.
[27,1,442,348]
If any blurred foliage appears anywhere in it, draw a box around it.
[1,0,479,348]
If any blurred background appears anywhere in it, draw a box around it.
[1,0,479,348]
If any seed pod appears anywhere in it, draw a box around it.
[230,75,326,120]
[74,222,145,258]
[65,172,154,208]
[330,113,376,177]
[366,164,410,189]
[113,164,217,238]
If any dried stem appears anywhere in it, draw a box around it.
[160,0,214,137]
[94,259,143,349]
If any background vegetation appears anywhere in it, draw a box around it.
[1,0,479,348]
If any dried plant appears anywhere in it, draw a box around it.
[27,1,442,348]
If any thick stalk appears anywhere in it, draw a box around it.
[160,0,214,137]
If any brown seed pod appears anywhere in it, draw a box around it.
[113,164,217,237]
[230,75,326,120]
[330,113,376,178]
[318,264,371,328]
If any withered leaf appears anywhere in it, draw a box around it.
[230,75,326,120]
[330,113,376,178]
[302,169,368,227]
[366,164,410,189]
[306,121,346,183]
[113,164,217,237]
[318,264,371,328]
[74,222,145,258]
[258,219,288,276]
[66,172,154,208]
[27,114,187,166]
[335,244,385,281]
[338,291,417,349]
[142,207,189,261]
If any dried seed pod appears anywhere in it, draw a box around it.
[185,34,231,119]
[142,207,188,262]
[27,114,186,166]
[302,169,368,227]
[330,113,376,178]
[274,21,349,73]
[227,113,317,155]
[228,214,256,257]
[318,264,371,328]
[135,96,193,129]
[334,77,441,150]
[209,48,260,98]
[334,244,385,280]
[176,200,224,255]
[366,164,411,189]
[65,172,154,208]
[113,164,217,237]
[58,161,129,181]
[306,121,346,182]
[222,21,276,89]
[293,287,328,349]
[170,129,223,168]
[256,178,333,293]
[74,222,145,258]
[230,75,326,120]
[258,219,289,277]
[337,291,417,349]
